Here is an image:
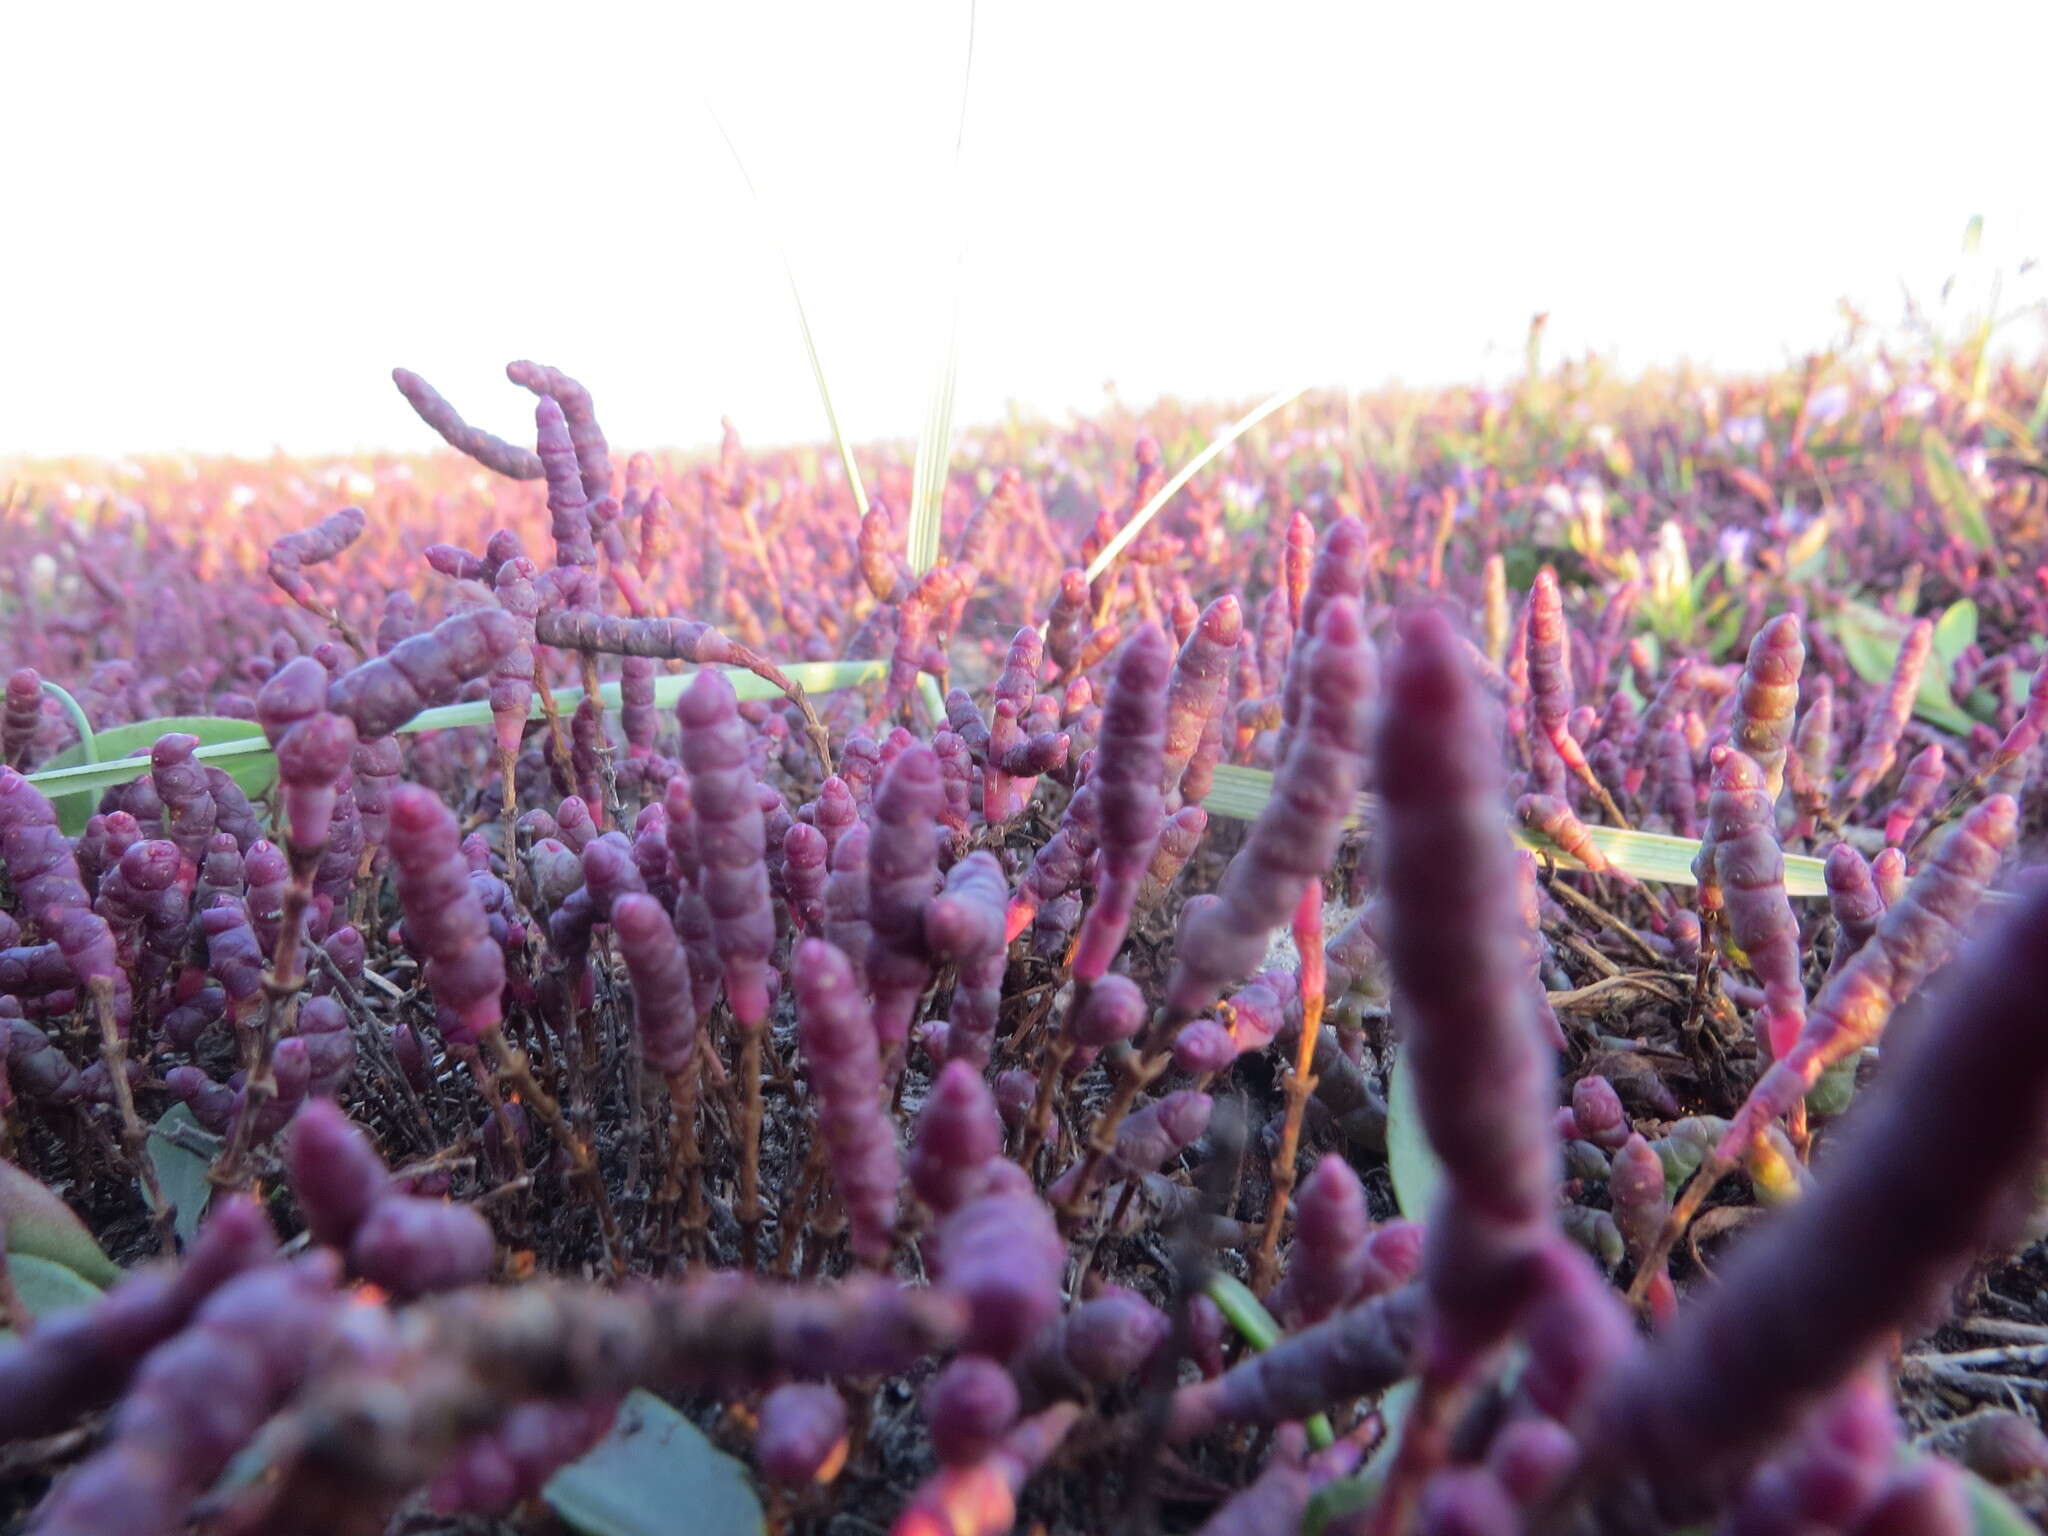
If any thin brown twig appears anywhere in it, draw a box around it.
[308,942,434,1145]
[1054,1040,1172,1235]
[89,979,172,1253]
[212,865,315,1194]
[736,1025,766,1270]
[481,1024,623,1276]
[1251,884,1325,1291]
[666,1051,709,1272]
[1539,873,1662,966]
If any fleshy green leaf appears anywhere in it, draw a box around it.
[2,1253,105,1339]
[145,1105,216,1249]
[1922,428,1996,551]
[1830,601,1979,735]
[1385,1051,1445,1222]
[1201,765,1830,896]
[39,716,271,835]
[1804,1059,1859,1119]
[0,1160,120,1286]
[545,1390,765,1536]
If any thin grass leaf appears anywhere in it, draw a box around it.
[1202,1273,1335,1449]
[38,681,96,764]
[1302,1382,1418,1536]
[1083,384,1314,582]
[906,321,960,575]
[39,715,273,833]
[705,103,868,519]
[25,660,889,817]
[1922,426,1995,551]
[904,3,976,576]
[2028,361,2048,441]
[1955,1461,2038,1536]
[1202,765,1830,896]
[916,672,948,728]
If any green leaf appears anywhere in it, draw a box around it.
[1203,1272,1282,1349]
[1922,428,1996,551]
[916,673,948,730]
[1303,1472,1378,1536]
[1202,1274,1333,1449]
[1958,1461,2038,1535]
[41,714,267,779]
[1804,1059,1858,1119]
[1200,765,1830,897]
[0,1160,120,1285]
[1932,598,1979,667]
[1829,601,1979,736]
[38,682,97,764]
[546,1390,764,1536]
[38,716,272,835]
[1302,1380,1416,1535]
[1084,384,1312,582]
[2,1253,105,1339]
[145,1105,216,1249]
[1386,1051,1445,1221]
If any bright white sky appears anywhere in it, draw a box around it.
[5,1,2046,458]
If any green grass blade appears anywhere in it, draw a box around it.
[905,2,976,575]
[907,304,961,575]
[1203,1273,1334,1449]
[2028,360,2048,441]
[1202,764,1830,897]
[1084,383,1312,582]
[26,734,275,822]
[1921,427,1995,552]
[25,659,889,810]
[916,672,948,728]
[39,682,97,764]
[37,716,274,834]
[705,104,869,519]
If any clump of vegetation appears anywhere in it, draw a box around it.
[2,337,2047,1535]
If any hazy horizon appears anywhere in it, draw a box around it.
[6,1,2046,460]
